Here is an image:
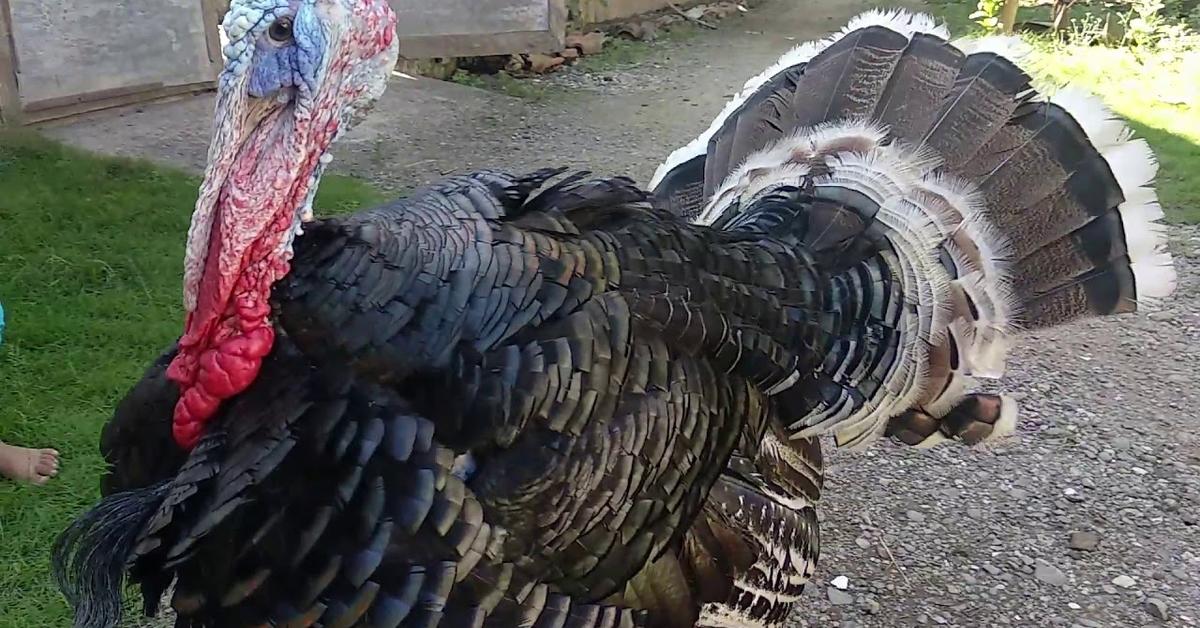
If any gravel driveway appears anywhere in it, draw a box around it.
[44,0,1200,626]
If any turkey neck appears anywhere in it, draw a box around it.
[167,81,340,450]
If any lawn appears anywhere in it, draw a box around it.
[0,132,382,627]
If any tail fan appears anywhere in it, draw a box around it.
[652,8,1176,450]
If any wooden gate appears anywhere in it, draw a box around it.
[392,0,566,59]
[0,0,225,124]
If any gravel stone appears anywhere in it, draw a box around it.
[1111,575,1137,589]
[1068,531,1101,551]
[827,588,854,606]
[1146,598,1169,620]
[1035,561,1068,586]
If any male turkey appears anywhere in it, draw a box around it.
[53,2,1174,628]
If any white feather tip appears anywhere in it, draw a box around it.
[844,8,950,39]
[952,34,1033,62]
[1131,253,1179,302]
[988,395,1020,442]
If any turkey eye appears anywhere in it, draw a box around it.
[268,18,293,43]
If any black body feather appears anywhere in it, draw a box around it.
[56,169,843,628]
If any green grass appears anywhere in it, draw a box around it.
[575,37,658,73]
[0,131,382,627]
[927,0,1200,223]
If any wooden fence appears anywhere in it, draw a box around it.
[0,0,225,124]
[0,0,705,125]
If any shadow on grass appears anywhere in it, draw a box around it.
[1125,121,1200,224]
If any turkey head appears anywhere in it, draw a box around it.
[167,0,399,449]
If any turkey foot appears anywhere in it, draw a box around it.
[886,394,1019,449]
[0,441,60,485]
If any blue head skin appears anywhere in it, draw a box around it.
[238,1,330,103]
[0,301,5,346]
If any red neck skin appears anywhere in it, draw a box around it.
[166,111,335,450]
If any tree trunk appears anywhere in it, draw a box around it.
[1000,0,1020,33]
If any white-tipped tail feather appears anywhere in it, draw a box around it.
[1042,86,1176,303]
[649,8,949,190]
[694,115,1028,449]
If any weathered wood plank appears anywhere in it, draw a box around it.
[575,0,704,25]
[391,0,566,58]
[0,0,21,124]
[23,82,213,125]
[7,0,216,106]
[22,82,166,114]
[199,0,228,74]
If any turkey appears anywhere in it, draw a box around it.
[51,2,1175,628]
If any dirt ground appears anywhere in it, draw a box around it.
[42,0,1200,626]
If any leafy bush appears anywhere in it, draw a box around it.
[1043,0,1200,52]
[1124,0,1170,45]
[971,0,1005,32]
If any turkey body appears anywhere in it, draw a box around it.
[62,171,837,628]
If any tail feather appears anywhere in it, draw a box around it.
[921,53,1036,165]
[650,8,951,196]
[652,9,1176,450]
[51,482,170,628]
[707,66,806,203]
[787,27,910,129]
[874,33,963,140]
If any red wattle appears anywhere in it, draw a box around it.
[169,324,274,449]
[168,245,289,450]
